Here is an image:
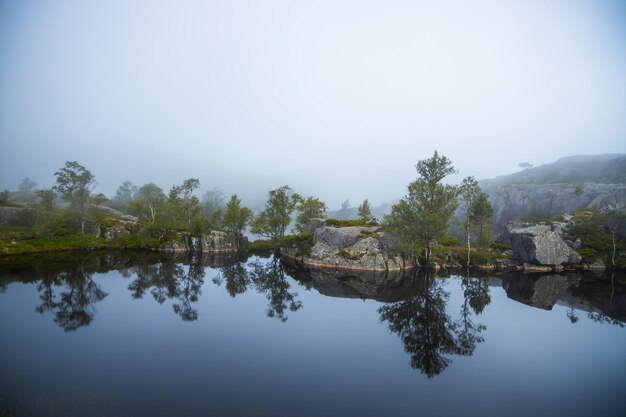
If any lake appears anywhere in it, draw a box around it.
[1,251,625,417]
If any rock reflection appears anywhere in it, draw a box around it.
[500,271,625,327]
[501,273,579,310]
[567,272,625,327]
[297,268,423,302]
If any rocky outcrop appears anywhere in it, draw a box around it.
[160,231,246,253]
[281,226,415,271]
[485,183,626,230]
[0,206,27,226]
[507,222,582,266]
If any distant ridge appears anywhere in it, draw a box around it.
[482,154,626,186]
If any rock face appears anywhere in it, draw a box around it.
[282,226,415,271]
[0,207,27,226]
[507,223,582,265]
[479,154,626,229]
[201,231,245,252]
[161,231,246,253]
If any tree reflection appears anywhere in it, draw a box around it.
[248,258,302,322]
[379,274,458,378]
[35,264,107,332]
[379,272,487,378]
[221,262,250,297]
[457,275,487,357]
[128,261,204,322]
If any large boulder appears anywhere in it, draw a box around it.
[285,226,415,271]
[507,223,582,265]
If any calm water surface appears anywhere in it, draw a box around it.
[1,251,625,417]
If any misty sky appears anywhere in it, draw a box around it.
[1,0,625,208]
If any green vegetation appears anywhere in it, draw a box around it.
[570,209,626,268]
[385,150,460,261]
[2,153,622,271]
[357,198,375,223]
[250,186,300,246]
[459,176,494,265]
[324,218,378,228]
[294,196,327,233]
[223,194,253,248]
[54,160,96,234]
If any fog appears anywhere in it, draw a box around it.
[1,0,625,209]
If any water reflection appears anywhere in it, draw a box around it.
[0,251,624,375]
[248,258,302,322]
[500,271,625,327]
[378,273,487,378]
[35,265,108,332]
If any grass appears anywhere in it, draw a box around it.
[324,218,379,228]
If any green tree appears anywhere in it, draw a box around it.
[0,190,10,205]
[251,185,300,245]
[35,188,57,237]
[130,183,166,224]
[169,178,201,230]
[295,196,327,232]
[201,187,226,231]
[469,192,493,245]
[574,183,584,208]
[18,177,37,193]
[110,181,137,212]
[357,198,375,223]
[460,177,480,265]
[54,161,96,233]
[385,151,459,262]
[223,194,253,239]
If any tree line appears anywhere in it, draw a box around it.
[4,152,496,262]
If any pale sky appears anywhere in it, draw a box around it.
[1,0,625,208]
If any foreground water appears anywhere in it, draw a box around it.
[0,251,625,417]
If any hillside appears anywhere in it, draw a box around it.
[482,154,626,186]
[480,154,626,228]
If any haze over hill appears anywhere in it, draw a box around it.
[2,1,626,208]
[329,154,626,225]
[482,154,626,186]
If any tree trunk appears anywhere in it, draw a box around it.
[466,226,471,266]
[611,225,617,267]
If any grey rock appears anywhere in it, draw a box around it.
[303,218,326,233]
[102,225,131,241]
[301,226,415,271]
[201,231,245,252]
[313,226,380,249]
[508,223,582,265]
[588,259,606,270]
[0,207,26,226]
[161,231,245,253]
